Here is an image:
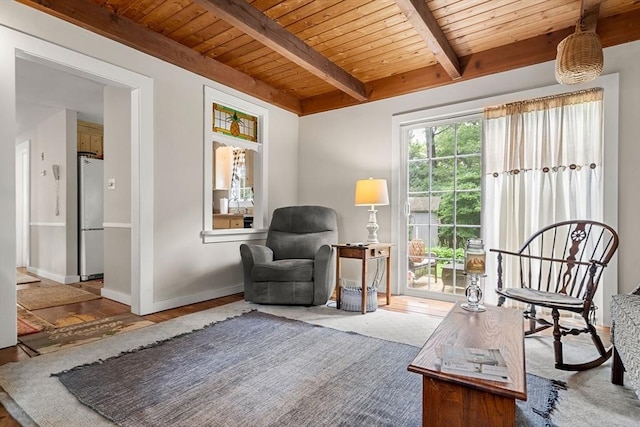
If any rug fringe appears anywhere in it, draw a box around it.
[51,309,255,378]
[550,379,568,390]
[530,378,567,427]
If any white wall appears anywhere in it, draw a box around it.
[613,41,640,295]
[0,18,17,346]
[299,41,640,298]
[64,108,78,278]
[24,109,78,283]
[102,86,132,301]
[0,1,299,347]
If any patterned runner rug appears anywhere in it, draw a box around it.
[16,272,40,285]
[17,307,54,337]
[19,313,155,354]
[17,285,100,310]
[54,311,563,427]
[17,318,40,336]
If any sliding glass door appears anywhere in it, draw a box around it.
[402,115,483,300]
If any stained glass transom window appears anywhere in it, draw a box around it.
[213,103,258,142]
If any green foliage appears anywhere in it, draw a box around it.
[408,129,430,194]
[432,246,464,261]
[408,120,482,248]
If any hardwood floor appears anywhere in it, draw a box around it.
[4,273,452,366]
[6,272,247,365]
[0,409,21,427]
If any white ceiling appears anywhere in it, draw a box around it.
[16,58,105,135]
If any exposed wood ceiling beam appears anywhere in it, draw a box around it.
[580,0,602,32]
[16,0,302,114]
[198,0,367,102]
[394,0,461,80]
[16,0,639,117]
[300,8,640,115]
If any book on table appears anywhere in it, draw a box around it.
[438,346,511,382]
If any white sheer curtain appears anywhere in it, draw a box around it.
[482,89,604,302]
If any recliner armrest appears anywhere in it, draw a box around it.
[313,244,335,305]
[240,244,274,301]
[241,244,274,265]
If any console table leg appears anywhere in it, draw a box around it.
[361,255,368,314]
[386,249,391,305]
[336,256,342,309]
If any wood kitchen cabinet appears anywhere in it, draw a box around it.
[90,134,103,157]
[245,150,254,188]
[77,120,104,157]
[213,214,244,229]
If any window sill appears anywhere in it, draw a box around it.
[201,228,267,243]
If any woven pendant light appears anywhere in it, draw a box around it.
[555,24,603,85]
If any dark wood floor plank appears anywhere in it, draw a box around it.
[0,411,22,427]
[0,344,31,365]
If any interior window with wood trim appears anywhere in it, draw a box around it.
[202,87,268,243]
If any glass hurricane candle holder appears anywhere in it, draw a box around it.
[461,273,486,312]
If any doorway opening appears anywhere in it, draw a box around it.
[1,26,154,349]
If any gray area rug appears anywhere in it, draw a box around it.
[54,310,562,427]
[2,301,638,426]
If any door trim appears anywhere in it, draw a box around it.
[15,140,30,268]
[1,25,154,348]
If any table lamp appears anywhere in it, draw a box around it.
[355,178,389,243]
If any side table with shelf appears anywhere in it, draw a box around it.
[333,243,393,314]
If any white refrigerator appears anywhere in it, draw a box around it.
[78,156,104,281]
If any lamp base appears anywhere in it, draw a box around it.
[365,207,379,243]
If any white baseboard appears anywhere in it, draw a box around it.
[27,278,244,315]
[100,288,132,306]
[26,267,79,284]
[147,284,244,313]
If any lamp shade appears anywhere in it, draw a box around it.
[355,178,389,206]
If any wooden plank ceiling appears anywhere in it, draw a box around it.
[17,0,640,115]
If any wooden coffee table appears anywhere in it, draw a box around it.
[408,302,526,427]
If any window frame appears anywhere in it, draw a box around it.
[403,114,484,299]
[201,86,268,243]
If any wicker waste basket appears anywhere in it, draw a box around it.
[340,283,377,312]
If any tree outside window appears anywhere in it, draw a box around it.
[407,119,482,289]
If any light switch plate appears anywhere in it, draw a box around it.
[107,178,116,190]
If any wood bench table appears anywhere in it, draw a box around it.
[408,301,526,427]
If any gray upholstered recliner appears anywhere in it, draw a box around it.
[240,205,338,306]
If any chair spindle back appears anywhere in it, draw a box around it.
[515,220,618,301]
